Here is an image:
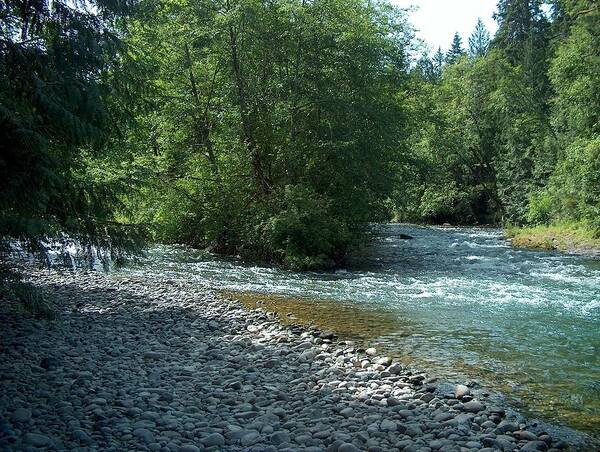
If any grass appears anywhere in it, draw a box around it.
[505,222,600,254]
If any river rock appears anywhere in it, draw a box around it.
[0,266,583,452]
[520,440,548,451]
[462,400,485,413]
[339,407,355,418]
[11,408,32,423]
[180,445,201,452]
[24,433,52,447]
[338,443,361,452]
[514,430,539,441]
[133,428,155,443]
[387,363,402,374]
[455,384,470,399]
[380,419,397,432]
[201,432,225,447]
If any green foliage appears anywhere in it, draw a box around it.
[122,0,412,269]
[0,0,145,256]
[395,0,599,233]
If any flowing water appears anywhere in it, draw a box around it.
[122,224,600,434]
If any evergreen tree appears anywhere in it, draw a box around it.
[432,47,445,77]
[446,33,466,64]
[469,18,491,57]
[0,0,143,256]
[416,53,436,81]
[493,0,546,64]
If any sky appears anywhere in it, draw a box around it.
[392,0,499,54]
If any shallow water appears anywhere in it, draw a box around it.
[123,224,600,433]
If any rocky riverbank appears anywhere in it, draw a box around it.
[0,266,595,451]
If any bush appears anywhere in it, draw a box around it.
[255,186,352,270]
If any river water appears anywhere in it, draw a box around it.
[123,224,600,434]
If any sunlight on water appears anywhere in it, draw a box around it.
[123,225,600,434]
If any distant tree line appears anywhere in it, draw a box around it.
[398,0,599,229]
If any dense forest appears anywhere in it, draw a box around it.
[1,0,599,270]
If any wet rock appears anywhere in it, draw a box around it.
[387,363,402,374]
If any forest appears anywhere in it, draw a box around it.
[1,0,599,270]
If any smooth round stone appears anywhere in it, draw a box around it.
[72,428,92,444]
[269,431,291,444]
[23,433,52,447]
[454,384,470,399]
[12,408,32,423]
[201,432,225,447]
[338,442,361,452]
[133,428,155,443]
[340,407,355,418]
[179,445,200,452]
[379,419,397,432]
[462,400,485,413]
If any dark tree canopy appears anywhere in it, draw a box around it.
[0,0,143,256]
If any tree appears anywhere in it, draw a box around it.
[416,53,436,81]
[469,18,491,57]
[493,0,551,109]
[432,47,445,76]
[126,0,413,269]
[0,0,143,258]
[446,32,466,64]
[528,0,600,229]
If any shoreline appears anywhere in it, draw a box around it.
[504,225,600,257]
[0,266,597,451]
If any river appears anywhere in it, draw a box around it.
[121,224,600,435]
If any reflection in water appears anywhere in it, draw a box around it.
[123,225,600,434]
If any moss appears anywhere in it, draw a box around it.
[505,222,600,254]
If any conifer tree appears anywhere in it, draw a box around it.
[416,54,436,81]
[432,47,445,77]
[446,33,466,64]
[0,0,142,255]
[469,18,491,57]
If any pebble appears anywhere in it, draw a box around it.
[0,266,591,452]
[201,432,225,447]
[11,408,32,423]
[455,384,470,399]
[338,442,361,452]
[23,433,51,447]
[462,400,485,413]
